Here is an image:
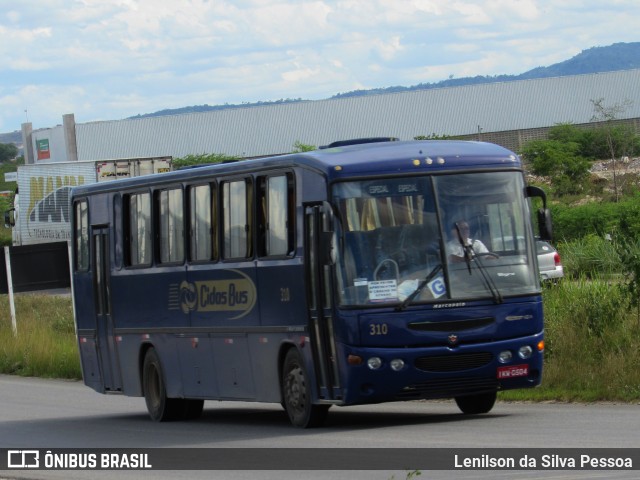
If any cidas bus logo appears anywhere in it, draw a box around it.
[176,270,257,319]
[179,281,198,313]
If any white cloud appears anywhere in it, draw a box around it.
[1,0,639,132]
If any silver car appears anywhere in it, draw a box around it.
[536,240,564,281]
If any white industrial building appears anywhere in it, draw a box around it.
[21,69,640,164]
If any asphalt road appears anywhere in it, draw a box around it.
[0,374,639,480]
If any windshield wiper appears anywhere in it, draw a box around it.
[455,223,503,304]
[465,246,503,305]
[454,223,473,274]
[475,256,503,303]
[395,264,443,311]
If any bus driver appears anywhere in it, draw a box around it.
[447,220,492,263]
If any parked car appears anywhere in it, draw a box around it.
[536,240,564,281]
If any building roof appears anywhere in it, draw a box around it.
[75,69,640,160]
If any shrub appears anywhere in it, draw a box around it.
[551,194,640,242]
[558,235,621,279]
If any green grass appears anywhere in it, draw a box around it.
[501,277,640,402]
[0,294,81,378]
[0,161,19,246]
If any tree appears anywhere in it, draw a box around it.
[0,143,19,163]
[590,97,636,202]
[171,153,240,169]
[292,141,316,153]
[413,133,457,140]
[521,139,590,196]
[548,123,583,144]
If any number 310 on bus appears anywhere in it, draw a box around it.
[71,138,551,427]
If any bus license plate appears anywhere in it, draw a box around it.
[497,364,529,379]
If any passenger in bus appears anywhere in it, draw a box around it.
[446,220,493,263]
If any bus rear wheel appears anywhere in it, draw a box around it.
[281,349,329,428]
[143,347,186,422]
[454,392,497,415]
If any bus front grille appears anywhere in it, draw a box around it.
[395,377,498,399]
[414,352,493,372]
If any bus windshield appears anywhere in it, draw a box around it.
[333,171,539,306]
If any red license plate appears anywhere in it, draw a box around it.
[497,364,529,379]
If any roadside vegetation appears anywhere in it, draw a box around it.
[0,294,79,378]
[0,161,19,246]
[501,241,640,402]
[1,107,640,402]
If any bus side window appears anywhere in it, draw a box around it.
[189,183,217,262]
[157,188,185,264]
[125,192,152,266]
[222,179,253,259]
[74,200,89,271]
[258,173,294,257]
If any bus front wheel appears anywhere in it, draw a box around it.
[143,347,185,421]
[454,392,497,415]
[281,348,329,428]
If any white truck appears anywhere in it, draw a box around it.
[4,157,172,246]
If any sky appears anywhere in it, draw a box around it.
[1,0,640,134]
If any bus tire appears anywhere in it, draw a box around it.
[281,348,329,428]
[454,392,497,415]
[142,347,183,422]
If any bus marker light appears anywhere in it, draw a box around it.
[390,359,405,371]
[498,350,512,363]
[224,338,234,345]
[259,337,268,344]
[367,357,382,370]
[142,334,150,340]
[537,340,545,352]
[348,355,363,365]
[412,159,421,166]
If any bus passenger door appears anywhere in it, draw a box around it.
[305,203,341,401]
[92,227,122,392]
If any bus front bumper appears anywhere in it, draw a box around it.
[337,332,543,405]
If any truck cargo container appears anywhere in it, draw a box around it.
[5,157,171,246]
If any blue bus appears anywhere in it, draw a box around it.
[70,139,551,427]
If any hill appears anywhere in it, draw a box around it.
[128,98,305,120]
[332,42,640,98]
[519,42,640,80]
[0,131,22,145]
[130,42,640,114]
[2,42,640,139]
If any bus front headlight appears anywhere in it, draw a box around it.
[390,359,405,371]
[518,345,533,359]
[367,357,383,370]
[498,350,512,363]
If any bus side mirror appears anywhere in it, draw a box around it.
[525,186,553,241]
